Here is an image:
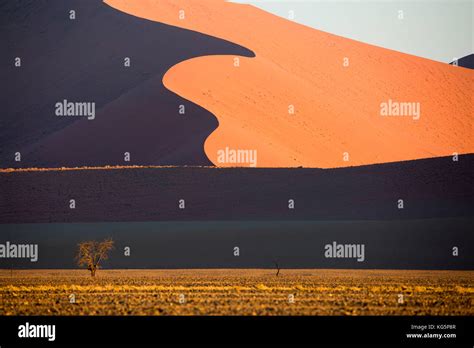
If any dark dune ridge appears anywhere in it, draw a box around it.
[450,54,474,69]
[0,0,254,168]
[0,155,472,224]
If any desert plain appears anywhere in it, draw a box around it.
[0,269,472,316]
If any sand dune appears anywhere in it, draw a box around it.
[451,54,474,69]
[1,155,473,223]
[0,0,252,168]
[106,0,474,168]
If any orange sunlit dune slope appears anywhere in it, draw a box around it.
[105,0,473,168]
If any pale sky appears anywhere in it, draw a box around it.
[231,0,473,63]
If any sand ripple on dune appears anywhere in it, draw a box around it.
[106,0,474,168]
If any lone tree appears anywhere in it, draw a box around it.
[77,238,114,277]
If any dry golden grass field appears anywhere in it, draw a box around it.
[0,269,472,316]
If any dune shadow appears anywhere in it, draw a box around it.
[0,0,255,167]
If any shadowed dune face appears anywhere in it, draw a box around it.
[107,0,474,168]
[0,0,253,168]
[451,54,474,69]
[1,155,473,224]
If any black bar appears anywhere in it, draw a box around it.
[0,316,472,346]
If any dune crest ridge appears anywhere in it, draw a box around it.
[106,0,474,168]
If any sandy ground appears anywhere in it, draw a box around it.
[106,0,474,168]
[1,269,472,316]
